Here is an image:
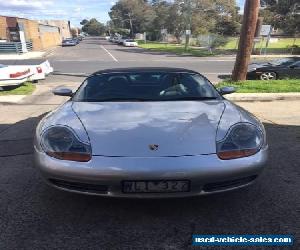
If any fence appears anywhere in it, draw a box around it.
[0,41,33,54]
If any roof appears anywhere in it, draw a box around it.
[92,67,199,75]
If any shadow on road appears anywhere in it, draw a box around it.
[0,115,299,249]
[218,73,232,80]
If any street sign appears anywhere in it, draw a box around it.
[186,30,191,35]
[260,25,272,36]
[161,29,167,34]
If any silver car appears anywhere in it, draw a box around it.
[34,68,268,198]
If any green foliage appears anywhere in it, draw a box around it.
[215,19,241,36]
[109,0,240,39]
[260,0,300,35]
[217,79,300,93]
[80,19,88,26]
[209,35,229,49]
[0,82,36,95]
[81,19,106,36]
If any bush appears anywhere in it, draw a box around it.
[288,45,300,55]
[210,35,229,49]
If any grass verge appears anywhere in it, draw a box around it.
[216,79,300,93]
[138,42,218,57]
[0,82,36,95]
[138,38,299,56]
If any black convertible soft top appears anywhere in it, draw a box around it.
[92,67,199,75]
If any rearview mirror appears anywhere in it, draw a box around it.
[52,88,73,97]
[219,86,236,95]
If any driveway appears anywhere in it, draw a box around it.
[0,92,299,249]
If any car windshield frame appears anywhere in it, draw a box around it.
[72,71,222,102]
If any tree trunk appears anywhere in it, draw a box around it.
[232,0,260,82]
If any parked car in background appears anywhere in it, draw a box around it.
[247,57,300,80]
[0,61,53,87]
[28,60,54,83]
[0,64,33,88]
[62,39,77,47]
[123,39,138,47]
[34,68,268,198]
[117,36,129,45]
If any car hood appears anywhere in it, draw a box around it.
[72,101,225,157]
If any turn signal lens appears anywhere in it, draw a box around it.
[47,152,91,162]
[217,149,258,160]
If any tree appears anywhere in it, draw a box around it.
[232,0,260,81]
[109,0,155,37]
[80,19,89,26]
[109,0,240,41]
[70,28,78,37]
[81,19,106,36]
[260,0,300,35]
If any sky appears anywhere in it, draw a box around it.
[0,0,244,27]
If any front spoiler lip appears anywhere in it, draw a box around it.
[35,145,268,198]
[43,177,258,198]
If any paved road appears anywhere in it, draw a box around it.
[49,37,234,77]
[0,37,235,83]
[0,84,299,249]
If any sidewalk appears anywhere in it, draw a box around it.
[0,51,46,60]
[0,46,58,60]
[226,92,300,102]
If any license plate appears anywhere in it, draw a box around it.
[122,180,190,193]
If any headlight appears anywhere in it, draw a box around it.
[41,126,91,162]
[217,123,263,160]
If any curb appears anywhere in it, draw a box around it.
[226,93,300,102]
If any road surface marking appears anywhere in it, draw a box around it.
[100,45,118,62]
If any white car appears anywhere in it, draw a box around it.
[123,39,138,47]
[28,60,54,82]
[0,64,33,87]
[0,60,53,87]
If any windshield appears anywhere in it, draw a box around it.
[270,58,294,66]
[73,72,220,102]
[126,39,135,42]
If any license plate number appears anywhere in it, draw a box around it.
[122,180,190,193]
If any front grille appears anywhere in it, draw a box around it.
[202,175,258,192]
[49,179,108,194]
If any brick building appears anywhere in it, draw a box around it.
[0,16,69,51]
[39,20,72,40]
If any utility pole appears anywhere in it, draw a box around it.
[232,0,260,81]
[184,0,192,51]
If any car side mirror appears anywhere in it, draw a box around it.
[219,86,236,95]
[53,88,73,97]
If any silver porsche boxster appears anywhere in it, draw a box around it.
[34,68,268,197]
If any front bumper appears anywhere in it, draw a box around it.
[34,146,268,198]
